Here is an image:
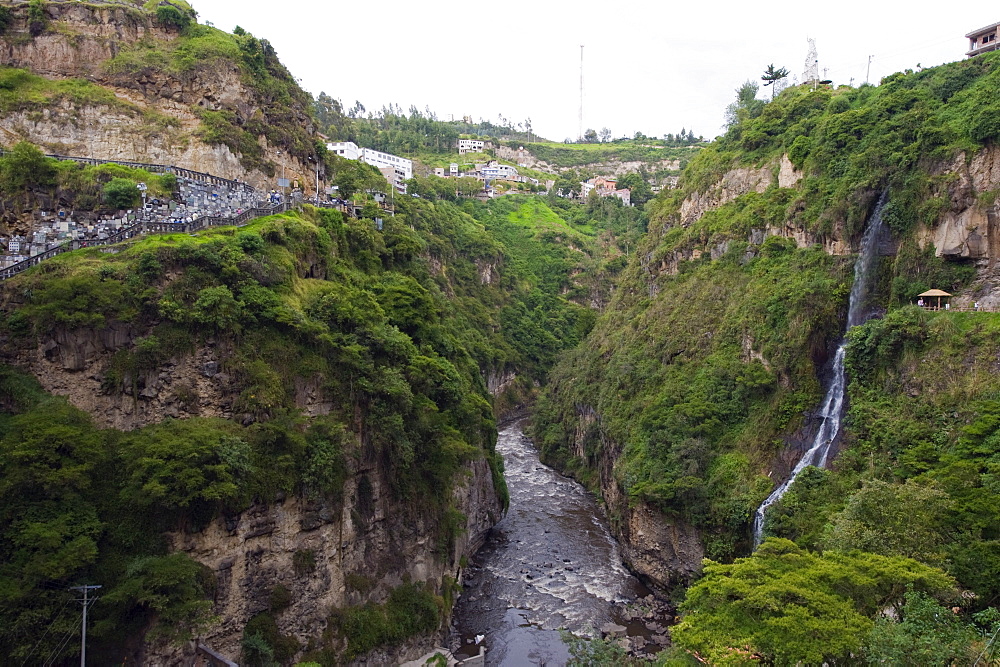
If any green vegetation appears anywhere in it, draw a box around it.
[670,538,976,665]
[536,52,1000,561]
[536,239,847,556]
[0,6,14,35]
[27,0,47,36]
[102,19,314,173]
[321,583,442,661]
[515,140,702,170]
[533,52,1000,665]
[0,66,124,114]
[315,98,537,156]
[0,141,176,211]
[766,307,1000,605]
[0,179,640,660]
[103,177,140,209]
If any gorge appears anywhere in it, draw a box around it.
[1,2,1000,665]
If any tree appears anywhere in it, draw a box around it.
[583,128,598,143]
[598,127,611,143]
[761,63,790,99]
[821,478,951,565]
[103,178,139,209]
[616,172,653,206]
[864,590,978,665]
[155,4,192,29]
[724,80,765,128]
[0,141,55,196]
[671,538,956,665]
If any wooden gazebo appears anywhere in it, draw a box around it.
[918,289,953,310]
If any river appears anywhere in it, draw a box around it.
[451,420,671,665]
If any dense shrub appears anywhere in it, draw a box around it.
[103,177,139,209]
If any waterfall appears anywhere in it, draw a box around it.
[751,192,887,548]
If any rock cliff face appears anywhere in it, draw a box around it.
[3,316,504,664]
[0,2,318,192]
[678,155,803,227]
[569,406,702,590]
[494,144,683,178]
[12,322,244,429]
[146,458,501,665]
[0,103,256,184]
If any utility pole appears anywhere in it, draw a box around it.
[578,44,584,142]
[71,584,101,666]
[866,55,874,85]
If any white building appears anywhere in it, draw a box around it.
[327,141,413,193]
[458,138,485,154]
[327,141,360,160]
[449,163,459,176]
[360,148,413,193]
[967,22,1000,57]
[612,189,631,207]
[482,162,519,181]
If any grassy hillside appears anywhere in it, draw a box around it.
[516,140,701,171]
[534,52,1000,663]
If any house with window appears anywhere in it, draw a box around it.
[580,176,632,206]
[481,161,519,181]
[326,141,360,160]
[458,139,485,154]
[967,22,1000,57]
[360,148,413,193]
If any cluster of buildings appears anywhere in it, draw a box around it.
[579,176,632,207]
[431,160,540,187]
[0,177,259,268]
[326,137,532,194]
[327,141,413,193]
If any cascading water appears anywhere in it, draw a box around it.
[751,192,888,548]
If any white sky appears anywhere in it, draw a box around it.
[191,0,998,142]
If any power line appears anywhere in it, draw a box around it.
[974,622,1000,666]
[41,625,77,667]
[20,597,74,667]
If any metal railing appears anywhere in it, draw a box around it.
[0,149,291,280]
[0,201,292,281]
[0,149,256,194]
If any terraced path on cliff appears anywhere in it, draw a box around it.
[0,153,293,281]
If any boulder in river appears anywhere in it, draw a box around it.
[601,623,627,638]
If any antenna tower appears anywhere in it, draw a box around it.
[579,45,584,142]
[803,38,819,90]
